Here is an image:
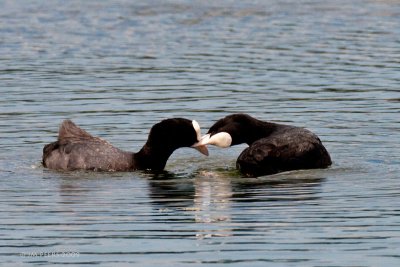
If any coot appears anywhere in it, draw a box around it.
[199,114,331,177]
[43,118,208,171]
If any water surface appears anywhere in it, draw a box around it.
[1,0,399,266]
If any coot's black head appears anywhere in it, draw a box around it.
[201,114,260,147]
[146,118,208,155]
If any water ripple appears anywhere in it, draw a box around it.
[1,0,400,266]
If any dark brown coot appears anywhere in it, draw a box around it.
[199,114,331,177]
[43,118,208,171]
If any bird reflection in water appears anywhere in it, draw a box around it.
[148,170,234,239]
[193,171,233,239]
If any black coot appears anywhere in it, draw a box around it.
[43,118,208,171]
[200,114,331,177]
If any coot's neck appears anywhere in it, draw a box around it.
[133,144,175,170]
[242,120,280,145]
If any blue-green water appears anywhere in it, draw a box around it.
[1,0,399,266]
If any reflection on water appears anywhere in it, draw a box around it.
[148,172,233,239]
[149,170,325,241]
[194,172,232,226]
[1,0,400,266]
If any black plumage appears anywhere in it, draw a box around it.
[206,114,332,177]
[43,118,207,171]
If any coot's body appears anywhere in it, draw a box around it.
[202,114,331,177]
[43,118,207,171]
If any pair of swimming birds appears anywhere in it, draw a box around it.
[43,113,332,177]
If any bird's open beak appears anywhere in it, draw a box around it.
[191,142,209,156]
[197,134,211,145]
[191,120,209,156]
[196,133,232,148]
